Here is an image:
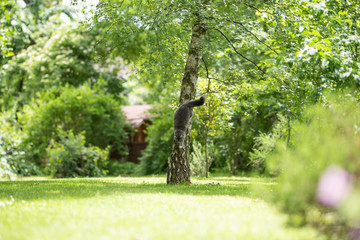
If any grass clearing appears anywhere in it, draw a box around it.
[0,176,325,240]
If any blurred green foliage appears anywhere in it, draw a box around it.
[139,104,174,175]
[249,114,289,172]
[107,162,141,176]
[46,131,109,178]
[0,0,75,62]
[190,140,216,177]
[0,23,125,111]
[0,156,16,179]
[266,93,360,229]
[0,112,42,176]
[0,0,129,177]
[19,85,128,165]
[1,0,360,180]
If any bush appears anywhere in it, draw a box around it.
[190,141,206,177]
[139,106,173,175]
[267,93,360,227]
[107,162,141,176]
[0,158,16,179]
[19,85,129,165]
[46,131,109,178]
[0,114,42,176]
[213,101,280,174]
[190,140,216,177]
[249,114,288,173]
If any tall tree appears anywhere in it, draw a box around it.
[91,0,312,182]
[167,8,207,183]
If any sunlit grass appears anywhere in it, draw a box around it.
[0,176,324,240]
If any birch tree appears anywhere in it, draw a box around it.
[167,5,207,184]
[91,0,276,183]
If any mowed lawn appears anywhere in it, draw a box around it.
[0,176,324,240]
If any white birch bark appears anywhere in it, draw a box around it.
[167,19,206,184]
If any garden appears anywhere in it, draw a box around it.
[1,0,360,239]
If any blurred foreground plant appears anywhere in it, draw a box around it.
[266,93,360,236]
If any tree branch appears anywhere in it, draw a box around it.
[225,19,279,56]
[239,1,273,16]
[213,28,266,75]
[201,57,212,92]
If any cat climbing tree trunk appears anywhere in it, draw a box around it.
[167,18,207,184]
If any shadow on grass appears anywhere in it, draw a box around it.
[0,177,274,201]
[211,176,276,184]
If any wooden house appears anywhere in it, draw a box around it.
[121,105,152,163]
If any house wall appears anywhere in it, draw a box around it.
[126,142,149,163]
[127,119,151,163]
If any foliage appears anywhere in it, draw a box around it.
[46,131,109,178]
[90,0,279,108]
[90,0,360,177]
[0,22,125,111]
[139,104,173,175]
[0,0,128,177]
[249,114,288,173]
[19,85,128,165]
[267,93,360,227]
[260,0,360,110]
[0,158,15,179]
[190,140,215,177]
[190,140,206,177]
[0,156,15,179]
[0,113,42,176]
[0,0,75,62]
[215,80,282,174]
[2,0,360,180]
[0,0,18,59]
[107,162,141,176]
[190,73,285,174]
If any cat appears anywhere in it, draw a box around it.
[173,96,205,141]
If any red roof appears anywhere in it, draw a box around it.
[121,105,152,127]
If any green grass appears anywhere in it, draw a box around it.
[0,176,325,240]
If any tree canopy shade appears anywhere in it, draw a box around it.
[89,0,360,183]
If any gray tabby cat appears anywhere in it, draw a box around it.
[173,96,205,141]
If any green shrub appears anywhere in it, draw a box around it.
[0,158,16,179]
[46,131,109,178]
[0,114,42,176]
[139,106,173,175]
[249,114,288,173]
[267,93,360,226]
[190,140,216,177]
[107,162,141,176]
[214,101,280,174]
[190,141,206,177]
[19,85,129,165]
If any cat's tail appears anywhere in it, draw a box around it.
[185,96,205,108]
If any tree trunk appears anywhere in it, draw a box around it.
[205,131,209,178]
[15,77,24,122]
[167,19,206,184]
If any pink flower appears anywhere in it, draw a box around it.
[317,165,353,208]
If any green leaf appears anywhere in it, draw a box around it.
[312,30,322,38]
